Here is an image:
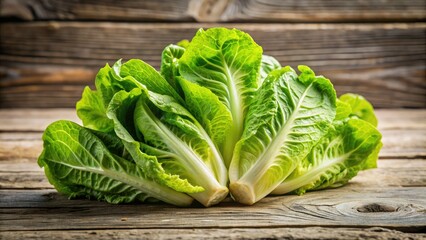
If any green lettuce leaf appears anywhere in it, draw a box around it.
[76,87,113,132]
[106,89,204,194]
[340,93,378,127]
[38,120,194,206]
[259,55,281,84]
[335,99,352,121]
[272,118,382,195]
[119,59,183,102]
[229,65,336,205]
[177,39,190,48]
[177,77,232,152]
[107,88,228,207]
[179,28,263,166]
[76,64,116,132]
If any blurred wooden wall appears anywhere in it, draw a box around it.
[0,0,425,108]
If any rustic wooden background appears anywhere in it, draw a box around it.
[0,0,425,108]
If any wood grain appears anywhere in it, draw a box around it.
[1,23,425,108]
[0,109,80,132]
[1,0,425,23]
[1,187,425,231]
[1,227,425,240]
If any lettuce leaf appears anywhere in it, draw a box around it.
[259,54,281,84]
[229,66,336,205]
[272,118,382,195]
[38,120,194,206]
[340,93,378,127]
[107,87,228,207]
[179,28,263,166]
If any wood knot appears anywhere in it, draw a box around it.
[188,0,231,22]
[48,21,60,30]
[42,192,56,200]
[356,203,397,213]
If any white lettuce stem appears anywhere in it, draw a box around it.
[222,62,245,168]
[197,123,228,186]
[229,181,256,205]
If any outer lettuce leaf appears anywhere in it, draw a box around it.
[107,89,228,207]
[259,55,281,84]
[95,64,117,107]
[179,28,263,166]
[133,91,228,206]
[229,66,336,205]
[119,59,183,103]
[177,39,190,48]
[335,99,352,121]
[38,120,193,206]
[272,118,382,195]
[106,89,204,194]
[76,87,113,132]
[340,93,378,127]
[76,64,116,132]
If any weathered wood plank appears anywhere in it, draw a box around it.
[0,171,48,189]
[380,130,426,158]
[377,110,426,130]
[1,227,424,240]
[1,23,425,108]
[351,159,426,187]
[1,159,424,189]
[0,109,80,132]
[1,0,425,22]
[0,140,42,161]
[0,187,425,231]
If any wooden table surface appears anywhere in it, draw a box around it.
[0,108,425,239]
[1,0,425,239]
